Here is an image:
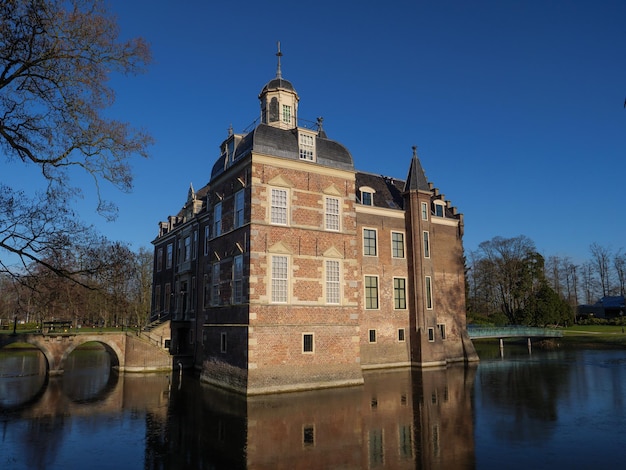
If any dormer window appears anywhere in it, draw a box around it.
[299,132,315,161]
[359,186,375,206]
[434,201,445,217]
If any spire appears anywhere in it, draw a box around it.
[276,41,283,79]
[404,146,429,192]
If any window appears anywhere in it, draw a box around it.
[399,425,412,459]
[303,425,315,447]
[398,328,405,342]
[166,243,173,269]
[183,236,191,262]
[394,278,406,309]
[428,327,435,342]
[154,285,161,313]
[438,324,446,340]
[434,203,444,217]
[325,197,340,231]
[156,248,163,272]
[213,202,222,236]
[211,263,220,305]
[365,276,379,309]
[299,133,315,161]
[326,260,340,304]
[204,226,210,255]
[271,255,288,303]
[203,274,209,308]
[220,332,227,353]
[361,191,372,206]
[369,429,384,467]
[392,232,405,258]
[233,255,243,304]
[363,229,377,256]
[303,333,314,353]
[369,329,376,343]
[270,188,288,225]
[421,202,428,220]
[425,276,433,309]
[164,283,171,313]
[423,231,430,258]
[234,189,244,228]
[282,104,291,124]
[192,230,198,260]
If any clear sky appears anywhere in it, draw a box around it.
[16,0,626,265]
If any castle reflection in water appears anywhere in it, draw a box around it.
[155,365,477,469]
[2,353,476,469]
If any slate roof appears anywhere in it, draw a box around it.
[211,123,354,180]
[355,172,406,210]
[259,77,297,95]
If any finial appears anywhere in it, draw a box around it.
[316,116,324,131]
[412,145,418,158]
[228,123,233,136]
[276,41,283,79]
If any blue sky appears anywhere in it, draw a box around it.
[16,0,626,264]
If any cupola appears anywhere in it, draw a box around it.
[259,42,299,130]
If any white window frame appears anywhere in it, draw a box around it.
[303,332,314,353]
[166,243,173,269]
[299,132,315,161]
[271,255,289,303]
[369,329,377,343]
[233,254,243,304]
[391,231,405,259]
[234,189,244,229]
[423,231,430,259]
[211,263,220,306]
[213,202,222,237]
[325,260,340,304]
[282,104,291,124]
[421,202,428,220]
[363,228,377,257]
[325,197,340,231]
[393,278,407,310]
[434,201,445,217]
[425,276,433,310]
[270,188,288,225]
[364,275,379,310]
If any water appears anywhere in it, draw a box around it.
[1,341,625,469]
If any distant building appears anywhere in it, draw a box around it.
[577,296,626,320]
[150,50,478,395]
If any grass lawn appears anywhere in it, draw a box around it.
[560,324,626,348]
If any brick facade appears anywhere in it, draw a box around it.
[150,62,477,395]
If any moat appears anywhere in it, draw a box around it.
[1,342,626,469]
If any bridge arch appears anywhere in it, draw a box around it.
[57,337,124,372]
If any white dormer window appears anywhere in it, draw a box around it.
[359,186,375,206]
[299,132,315,161]
[434,201,445,217]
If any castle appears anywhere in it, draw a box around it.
[150,49,478,395]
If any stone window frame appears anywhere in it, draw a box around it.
[325,196,340,231]
[391,231,405,259]
[271,255,289,303]
[302,332,314,353]
[423,231,430,259]
[393,277,407,310]
[270,187,289,225]
[363,228,378,257]
[425,276,433,310]
[364,275,379,310]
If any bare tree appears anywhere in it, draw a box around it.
[0,0,151,281]
[614,249,626,297]
[589,243,612,297]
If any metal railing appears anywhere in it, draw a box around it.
[468,326,563,339]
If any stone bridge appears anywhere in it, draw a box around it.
[0,331,172,375]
